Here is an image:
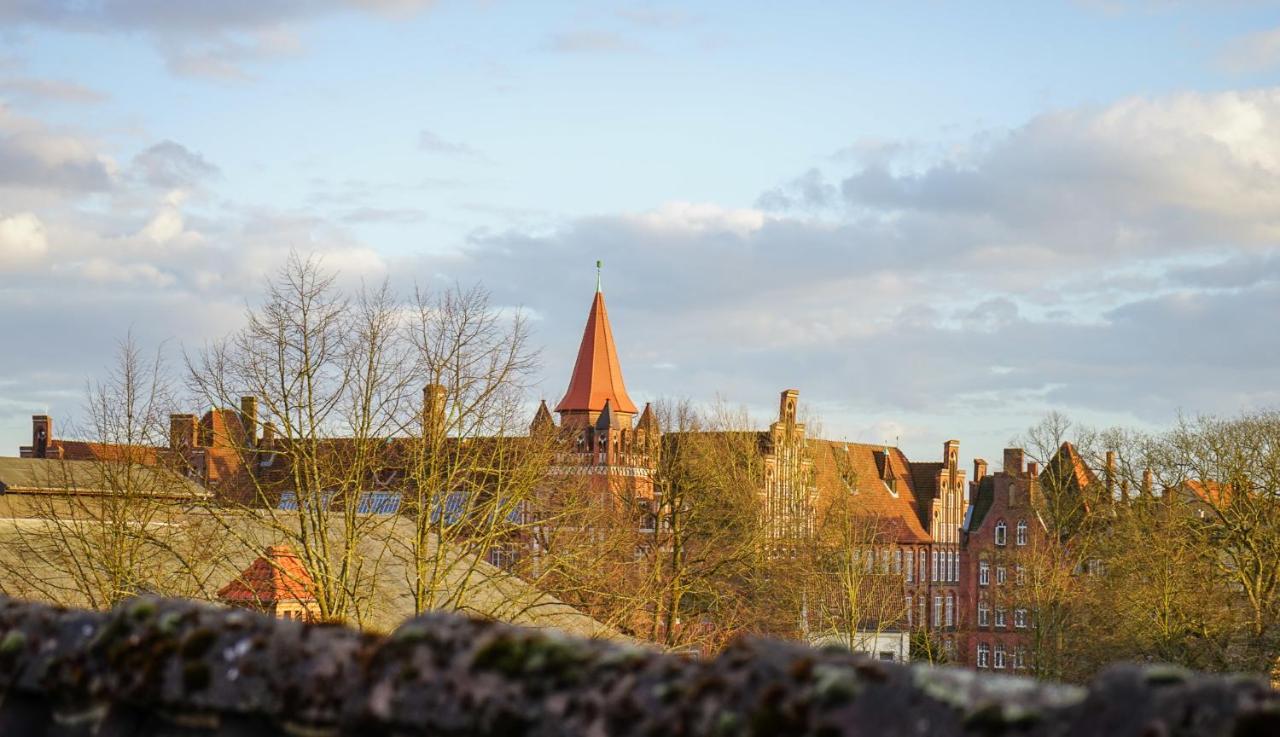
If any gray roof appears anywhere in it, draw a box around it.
[0,456,209,499]
[0,506,619,640]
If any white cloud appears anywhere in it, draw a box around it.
[0,212,47,265]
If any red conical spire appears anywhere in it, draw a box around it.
[556,290,638,414]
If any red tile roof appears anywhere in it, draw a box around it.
[217,546,316,605]
[809,440,932,544]
[555,291,637,414]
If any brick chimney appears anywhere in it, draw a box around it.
[31,415,52,459]
[423,384,446,441]
[240,396,258,448]
[1027,461,1039,477]
[169,414,198,453]
[1142,468,1154,497]
[973,458,988,481]
[1002,448,1024,475]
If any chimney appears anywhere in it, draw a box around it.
[31,415,52,459]
[1027,461,1039,477]
[973,458,988,481]
[1003,448,1024,475]
[169,414,198,452]
[261,421,276,445]
[1142,468,1154,497]
[240,396,258,448]
[424,384,447,441]
[1105,451,1117,500]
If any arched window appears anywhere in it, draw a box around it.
[1016,520,1028,546]
[994,520,1007,546]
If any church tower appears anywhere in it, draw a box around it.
[544,269,657,503]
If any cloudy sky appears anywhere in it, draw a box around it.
[2,1,1279,468]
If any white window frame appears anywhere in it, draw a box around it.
[978,601,990,627]
[996,566,1007,585]
[1014,608,1028,629]
[905,550,914,582]
[994,646,1006,669]
[1016,520,1028,546]
[894,548,903,575]
[977,644,990,668]
[1015,565,1025,586]
[905,595,913,627]
[994,520,1007,546]
[932,594,942,627]
[979,561,990,586]
[995,608,1007,628]
[945,592,955,627]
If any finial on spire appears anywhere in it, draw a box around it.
[596,259,602,292]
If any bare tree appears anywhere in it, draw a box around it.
[187,254,409,625]
[0,334,218,608]
[393,282,550,616]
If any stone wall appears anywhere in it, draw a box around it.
[0,595,1275,736]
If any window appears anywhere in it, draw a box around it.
[894,548,903,575]
[905,595,913,627]
[977,643,990,668]
[920,552,927,582]
[919,596,927,628]
[945,592,955,627]
[932,551,939,582]
[996,566,1007,585]
[1014,608,1028,629]
[979,561,990,586]
[995,608,1007,628]
[905,550,914,582]
[878,651,896,662]
[1016,520,1028,546]
[994,645,1006,669]
[1015,647,1026,670]
[932,595,942,627]
[978,601,990,627]
[994,521,1007,546]
[1015,565,1026,586]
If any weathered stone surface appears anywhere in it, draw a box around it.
[0,595,1275,736]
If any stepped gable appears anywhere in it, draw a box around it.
[556,290,637,415]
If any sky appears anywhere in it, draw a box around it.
[2,0,1280,470]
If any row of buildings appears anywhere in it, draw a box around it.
[12,279,1118,669]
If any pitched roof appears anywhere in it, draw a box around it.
[808,440,931,544]
[217,545,316,605]
[555,291,637,414]
[965,476,997,532]
[0,456,209,499]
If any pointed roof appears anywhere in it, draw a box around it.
[636,402,659,434]
[530,400,555,433]
[218,545,316,605]
[595,399,622,431]
[556,291,638,414]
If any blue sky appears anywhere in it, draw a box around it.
[3,1,1280,468]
